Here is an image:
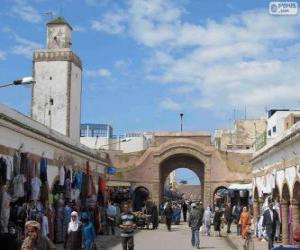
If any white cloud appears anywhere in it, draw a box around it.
[0,50,6,60]
[91,0,300,116]
[85,68,112,77]
[73,25,86,32]
[160,97,182,111]
[11,35,41,58]
[10,0,42,23]
[91,9,127,34]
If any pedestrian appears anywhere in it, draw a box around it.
[64,211,82,250]
[82,216,96,250]
[182,201,188,222]
[232,203,242,236]
[119,203,136,250]
[21,220,56,250]
[262,200,279,250]
[164,202,173,231]
[188,203,203,249]
[239,206,251,239]
[203,206,212,236]
[106,201,117,235]
[213,207,222,237]
[151,202,159,230]
[224,203,233,233]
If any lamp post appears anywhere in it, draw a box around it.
[0,76,35,88]
[180,113,184,133]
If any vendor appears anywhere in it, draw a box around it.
[21,220,56,250]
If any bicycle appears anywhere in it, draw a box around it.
[244,229,254,250]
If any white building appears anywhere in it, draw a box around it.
[251,109,300,246]
[80,130,153,153]
[266,109,300,143]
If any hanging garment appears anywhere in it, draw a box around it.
[74,171,82,191]
[65,166,71,180]
[0,190,11,232]
[46,206,55,242]
[65,178,71,199]
[0,157,7,185]
[88,175,95,196]
[42,214,49,236]
[40,182,49,204]
[13,152,21,176]
[55,200,64,243]
[81,174,89,198]
[12,174,26,198]
[59,166,65,186]
[5,156,13,181]
[63,205,72,241]
[31,176,42,201]
[40,157,48,183]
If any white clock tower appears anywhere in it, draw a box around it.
[31,17,82,142]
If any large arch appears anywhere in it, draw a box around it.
[153,141,212,206]
[160,154,204,202]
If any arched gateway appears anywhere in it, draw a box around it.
[152,141,212,206]
[108,132,252,208]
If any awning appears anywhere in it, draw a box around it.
[107,181,131,187]
[228,183,252,190]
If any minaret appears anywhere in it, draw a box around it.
[31,17,82,142]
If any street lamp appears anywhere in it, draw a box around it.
[0,76,35,88]
[98,138,131,150]
[180,113,184,133]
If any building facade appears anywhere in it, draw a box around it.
[251,110,300,245]
[32,17,82,142]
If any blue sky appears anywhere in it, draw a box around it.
[3,0,300,136]
[2,0,300,183]
[1,0,300,136]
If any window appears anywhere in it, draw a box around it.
[273,126,276,133]
[268,130,271,136]
[80,129,86,137]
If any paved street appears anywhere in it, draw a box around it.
[95,223,236,250]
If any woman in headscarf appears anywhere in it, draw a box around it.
[203,206,212,236]
[82,216,96,250]
[21,220,56,250]
[64,211,82,250]
[213,207,222,237]
[239,206,251,239]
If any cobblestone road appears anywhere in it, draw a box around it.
[95,223,236,250]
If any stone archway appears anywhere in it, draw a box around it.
[272,185,280,202]
[153,143,212,207]
[160,154,204,202]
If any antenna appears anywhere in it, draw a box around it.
[41,11,54,20]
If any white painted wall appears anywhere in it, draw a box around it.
[267,111,300,141]
[32,60,69,136]
[69,62,82,142]
[80,137,111,150]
